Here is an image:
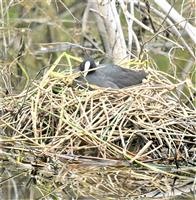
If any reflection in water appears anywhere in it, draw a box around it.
[0,164,39,200]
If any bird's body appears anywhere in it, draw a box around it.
[75,58,147,89]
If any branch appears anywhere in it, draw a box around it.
[153,0,196,44]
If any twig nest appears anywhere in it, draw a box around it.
[1,68,195,162]
[1,67,195,198]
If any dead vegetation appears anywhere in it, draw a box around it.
[0,55,195,199]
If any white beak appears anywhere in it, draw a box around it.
[84,60,91,77]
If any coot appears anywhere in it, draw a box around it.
[75,58,147,89]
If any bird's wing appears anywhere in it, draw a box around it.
[99,64,147,88]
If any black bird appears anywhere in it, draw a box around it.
[75,58,147,89]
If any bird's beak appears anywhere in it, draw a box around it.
[84,61,91,77]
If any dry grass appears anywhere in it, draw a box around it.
[0,56,195,199]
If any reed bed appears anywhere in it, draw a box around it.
[0,62,195,199]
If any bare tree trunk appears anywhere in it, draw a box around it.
[90,1,112,57]
[91,0,128,63]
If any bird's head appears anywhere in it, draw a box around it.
[79,58,97,76]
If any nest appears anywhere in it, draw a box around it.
[1,65,195,199]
